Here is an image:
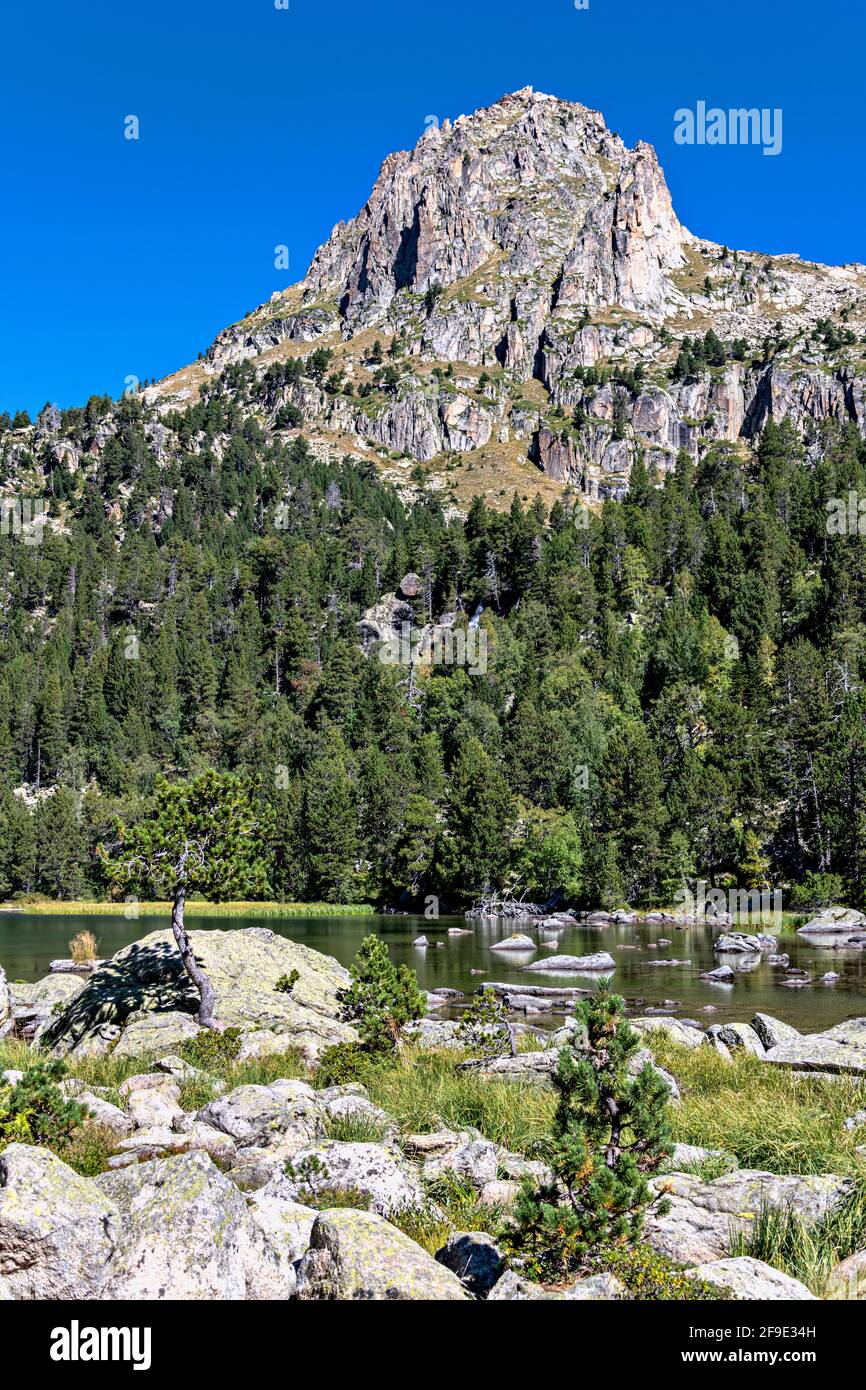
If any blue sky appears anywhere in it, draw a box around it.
[2,0,863,416]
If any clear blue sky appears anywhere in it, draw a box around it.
[2,0,863,416]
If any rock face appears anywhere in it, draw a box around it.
[687,1257,816,1301]
[645,1170,851,1265]
[41,927,357,1061]
[296,1209,470,1300]
[0,1145,119,1299]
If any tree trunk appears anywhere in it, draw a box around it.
[171,884,216,1028]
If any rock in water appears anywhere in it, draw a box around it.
[798,907,866,937]
[296,1209,470,1300]
[524,952,615,973]
[686,1257,816,1301]
[41,926,357,1061]
[0,1145,119,1299]
[489,934,536,952]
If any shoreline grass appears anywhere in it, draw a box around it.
[0,899,376,918]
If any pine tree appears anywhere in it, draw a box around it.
[340,935,424,1054]
[504,982,672,1280]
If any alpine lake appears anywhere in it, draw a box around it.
[2,909,866,1034]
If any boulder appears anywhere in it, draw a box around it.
[490,934,536,952]
[714,933,771,955]
[687,1257,816,1301]
[78,1091,136,1139]
[246,1190,318,1290]
[798,907,866,937]
[296,1209,470,1300]
[663,1143,738,1175]
[198,1081,324,1155]
[630,1017,705,1049]
[276,1141,425,1217]
[0,1274,13,1300]
[95,1152,282,1299]
[122,1074,184,1129]
[700,966,736,983]
[645,1170,852,1264]
[524,952,615,974]
[403,1018,464,1049]
[435,1231,505,1297]
[7,972,85,1040]
[825,1249,866,1299]
[0,1145,119,1299]
[763,1031,866,1076]
[41,926,357,1062]
[751,1013,801,1050]
[112,1010,201,1058]
[563,1272,627,1300]
[708,1023,765,1057]
[487,1270,562,1300]
[422,1134,500,1189]
[479,1179,522,1208]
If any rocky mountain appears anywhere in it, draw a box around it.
[5,86,866,514]
[147,86,866,505]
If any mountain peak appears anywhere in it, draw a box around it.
[144,89,866,513]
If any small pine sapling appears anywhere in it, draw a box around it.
[503,981,672,1281]
[340,935,424,1054]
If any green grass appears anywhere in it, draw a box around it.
[0,899,375,918]
[729,1183,866,1296]
[650,1036,866,1178]
[363,1048,556,1154]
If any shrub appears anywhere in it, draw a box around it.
[0,1059,87,1151]
[596,1242,728,1301]
[788,873,847,912]
[275,970,300,994]
[315,1041,390,1089]
[178,1026,243,1073]
[501,982,672,1281]
[340,935,424,1055]
[456,988,514,1059]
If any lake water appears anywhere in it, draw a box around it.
[3,910,866,1033]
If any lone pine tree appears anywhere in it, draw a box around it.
[504,981,672,1280]
[102,770,273,1027]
